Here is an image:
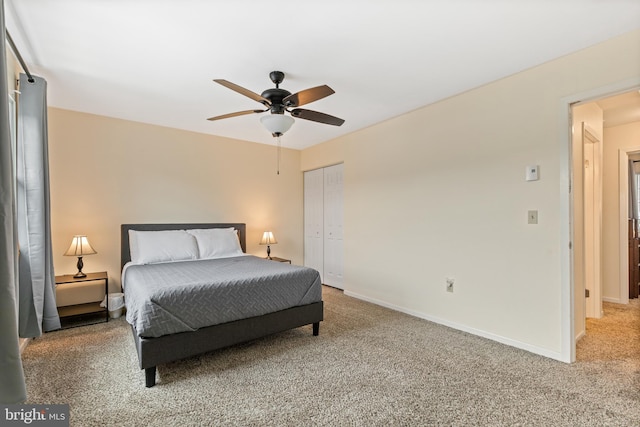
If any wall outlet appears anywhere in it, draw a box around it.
[446,278,454,293]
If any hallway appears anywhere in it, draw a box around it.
[576,299,640,363]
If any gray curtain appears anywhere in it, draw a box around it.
[0,0,27,403]
[17,73,60,337]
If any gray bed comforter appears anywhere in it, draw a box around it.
[122,255,322,338]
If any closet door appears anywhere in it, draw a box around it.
[323,164,344,289]
[304,168,324,280]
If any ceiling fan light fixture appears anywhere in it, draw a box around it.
[260,114,294,136]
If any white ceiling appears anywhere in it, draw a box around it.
[5,0,640,149]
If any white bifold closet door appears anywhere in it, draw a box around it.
[304,168,324,278]
[304,164,344,289]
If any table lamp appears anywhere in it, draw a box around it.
[259,231,277,259]
[63,235,97,278]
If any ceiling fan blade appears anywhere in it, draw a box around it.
[207,109,266,121]
[290,108,345,126]
[213,79,270,105]
[283,85,335,107]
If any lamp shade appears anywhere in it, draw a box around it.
[259,231,278,245]
[260,114,294,136]
[63,235,97,256]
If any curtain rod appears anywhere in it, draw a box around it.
[5,30,34,83]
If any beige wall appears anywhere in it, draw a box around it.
[5,41,18,95]
[301,30,640,360]
[603,121,640,301]
[48,108,303,291]
[300,137,345,172]
[5,44,12,91]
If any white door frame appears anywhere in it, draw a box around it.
[560,77,640,363]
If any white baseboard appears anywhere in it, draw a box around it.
[19,338,31,355]
[575,330,586,342]
[602,296,623,304]
[344,290,565,362]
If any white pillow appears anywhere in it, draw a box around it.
[129,230,199,264]
[187,228,243,259]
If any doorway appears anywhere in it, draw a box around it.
[571,102,604,343]
[570,88,640,360]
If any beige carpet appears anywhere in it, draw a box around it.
[577,299,640,362]
[22,287,640,426]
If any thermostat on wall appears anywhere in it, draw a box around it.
[526,165,539,181]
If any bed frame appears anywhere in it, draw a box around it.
[121,223,324,387]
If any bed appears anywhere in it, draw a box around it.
[120,223,324,387]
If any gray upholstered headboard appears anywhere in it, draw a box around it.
[120,223,247,270]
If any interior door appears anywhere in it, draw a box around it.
[304,169,324,280]
[323,164,344,289]
[583,123,602,319]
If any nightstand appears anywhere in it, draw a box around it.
[267,256,291,264]
[55,271,109,327]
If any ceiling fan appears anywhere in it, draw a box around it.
[207,71,345,137]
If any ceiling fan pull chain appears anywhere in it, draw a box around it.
[276,135,281,175]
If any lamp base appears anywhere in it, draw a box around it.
[74,256,86,278]
[266,245,272,259]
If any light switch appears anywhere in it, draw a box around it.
[528,210,538,224]
[526,165,539,181]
